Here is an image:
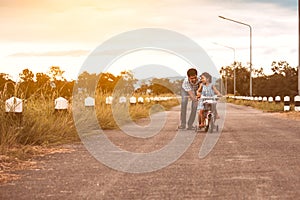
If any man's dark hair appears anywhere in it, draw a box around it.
[187,68,197,77]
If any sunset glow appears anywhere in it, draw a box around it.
[0,0,297,80]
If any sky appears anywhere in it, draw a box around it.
[0,0,298,81]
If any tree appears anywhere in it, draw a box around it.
[118,71,137,94]
[105,71,137,94]
[0,73,15,98]
[19,69,34,83]
[97,72,121,93]
[220,65,233,95]
[19,68,35,98]
[221,62,251,96]
[76,71,99,94]
[36,72,52,98]
[46,66,73,98]
[36,72,50,86]
[268,61,298,97]
[48,66,66,81]
[149,78,175,95]
[248,61,297,97]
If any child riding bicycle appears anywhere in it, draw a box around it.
[196,72,222,128]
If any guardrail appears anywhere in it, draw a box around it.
[227,95,300,112]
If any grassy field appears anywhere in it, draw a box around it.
[0,92,180,183]
[0,94,179,158]
[226,97,286,112]
[226,97,300,120]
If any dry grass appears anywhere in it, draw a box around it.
[226,98,284,112]
[227,97,300,120]
[0,91,179,183]
[272,111,300,121]
[93,94,180,130]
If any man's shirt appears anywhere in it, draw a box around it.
[182,77,201,92]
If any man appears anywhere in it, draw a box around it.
[178,68,201,130]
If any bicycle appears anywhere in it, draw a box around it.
[195,96,219,133]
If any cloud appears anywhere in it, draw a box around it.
[0,0,296,44]
[241,0,297,9]
[262,47,277,55]
[8,50,90,57]
[0,0,297,77]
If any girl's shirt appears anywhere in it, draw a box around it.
[201,83,215,97]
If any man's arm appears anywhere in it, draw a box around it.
[187,90,197,101]
[182,78,197,101]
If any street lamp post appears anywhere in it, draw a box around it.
[298,0,300,95]
[219,15,253,96]
[223,70,227,95]
[213,42,236,95]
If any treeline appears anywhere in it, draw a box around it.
[0,66,182,100]
[0,66,73,100]
[219,61,298,98]
[1,61,298,100]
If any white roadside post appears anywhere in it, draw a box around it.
[105,96,113,105]
[54,97,69,113]
[119,96,127,104]
[262,97,268,102]
[268,97,273,103]
[85,96,95,108]
[130,96,137,105]
[283,96,290,111]
[5,96,23,125]
[294,95,300,112]
[275,96,281,104]
[145,97,151,103]
[138,97,144,104]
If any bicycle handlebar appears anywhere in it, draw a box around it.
[200,95,221,100]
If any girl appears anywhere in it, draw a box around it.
[197,72,221,128]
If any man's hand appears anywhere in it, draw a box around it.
[187,91,196,100]
[192,97,198,108]
[196,91,201,99]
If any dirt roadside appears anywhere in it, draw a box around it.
[0,104,299,199]
[0,107,299,184]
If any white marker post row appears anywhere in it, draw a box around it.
[227,95,300,112]
[103,96,174,105]
[5,95,298,113]
[4,96,177,113]
[5,96,70,114]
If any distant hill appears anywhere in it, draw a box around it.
[134,76,184,89]
[129,65,185,89]
[131,65,184,79]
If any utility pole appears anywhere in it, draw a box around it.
[298,0,300,95]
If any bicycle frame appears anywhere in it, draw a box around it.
[197,96,219,133]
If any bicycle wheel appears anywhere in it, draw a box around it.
[204,117,209,132]
[208,116,214,133]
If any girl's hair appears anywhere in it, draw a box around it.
[201,72,212,83]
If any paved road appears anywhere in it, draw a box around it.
[0,103,299,199]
